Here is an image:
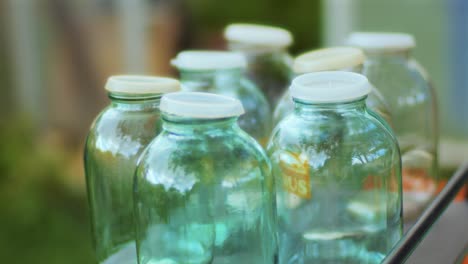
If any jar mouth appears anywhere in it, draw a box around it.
[105,75,180,95]
[160,92,245,119]
[293,47,365,74]
[290,71,372,104]
[171,50,247,71]
[108,92,163,101]
[224,23,293,48]
[346,32,415,53]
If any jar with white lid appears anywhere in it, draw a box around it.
[224,23,294,107]
[84,75,180,263]
[268,71,402,263]
[347,32,439,221]
[273,47,392,126]
[134,92,277,263]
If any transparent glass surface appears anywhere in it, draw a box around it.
[362,51,439,221]
[268,98,403,264]
[228,44,293,107]
[134,115,277,264]
[177,69,272,146]
[84,93,163,263]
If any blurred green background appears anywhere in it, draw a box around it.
[0,0,466,263]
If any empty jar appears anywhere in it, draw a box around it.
[172,50,271,146]
[224,23,293,106]
[134,92,276,263]
[84,76,180,263]
[347,32,439,221]
[268,72,402,264]
[274,47,392,126]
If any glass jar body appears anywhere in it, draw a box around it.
[268,100,402,264]
[134,117,277,264]
[84,96,162,263]
[180,70,272,146]
[362,53,439,221]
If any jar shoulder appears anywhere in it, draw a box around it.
[86,107,161,154]
[270,111,399,152]
[136,130,271,181]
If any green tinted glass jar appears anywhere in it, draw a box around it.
[268,72,402,264]
[225,23,293,107]
[274,47,392,126]
[134,92,276,264]
[172,51,272,146]
[348,32,439,221]
[84,76,180,263]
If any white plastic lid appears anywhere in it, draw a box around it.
[293,47,365,74]
[346,32,416,52]
[105,75,180,94]
[224,23,293,48]
[160,92,245,119]
[290,71,372,103]
[171,50,247,71]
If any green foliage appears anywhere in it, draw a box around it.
[187,0,322,52]
[0,118,93,264]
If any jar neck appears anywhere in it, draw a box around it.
[243,48,289,66]
[365,49,411,62]
[108,92,161,111]
[228,42,288,55]
[294,97,368,116]
[293,65,363,78]
[178,69,243,91]
[162,114,239,135]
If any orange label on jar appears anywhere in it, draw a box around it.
[279,152,311,199]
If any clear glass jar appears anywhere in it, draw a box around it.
[172,51,272,146]
[224,23,293,106]
[134,92,276,263]
[84,76,180,263]
[268,72,402,263]
[348,32,439,221]
[274,47,392,126]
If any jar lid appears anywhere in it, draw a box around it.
[160,92,245,119]
[105,75,180,94]
[290,71,372,103]
[293,47,365,74]
[171,50,247,71]
[224,23,293,48]
[346,32,416,52]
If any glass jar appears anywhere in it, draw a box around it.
[224,23,293,107]
[274,47,392,126]
[134,92,276,263]
[84,76,180,263]
[172,50,271,146]
[347,32,439,221]
[268,72,402,263]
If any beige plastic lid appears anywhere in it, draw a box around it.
[171,50,247,71]
[105,75,180,94]
[290,71,372,103]
[293,47,365,74]
[160,92,245,119]
[346,32,416,52]
[224,23,293,48]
